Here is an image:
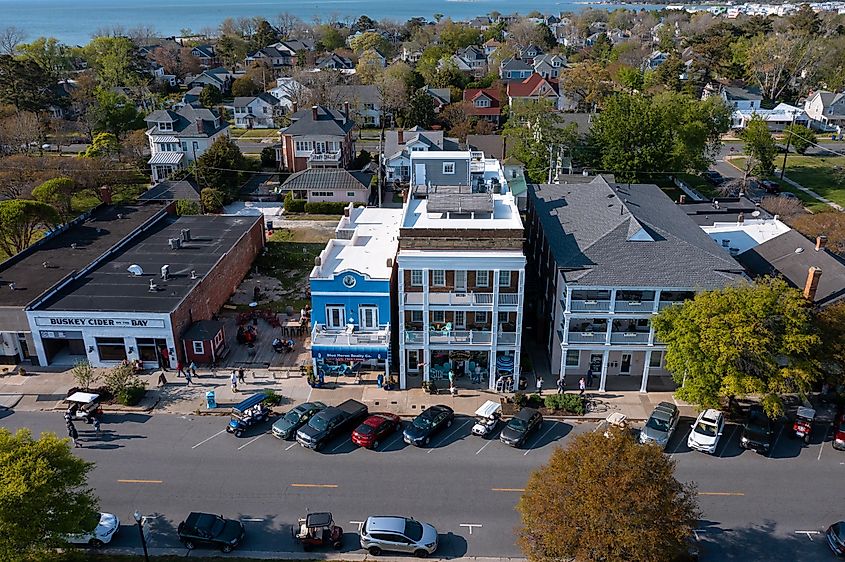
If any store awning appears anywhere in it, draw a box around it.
[313,346,388,363]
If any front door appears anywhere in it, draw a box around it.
[359,306,378,330]
[620,353,632,374]
[590,353,603,372]
[326,305,345,329]
[408,350,419,371]
[455,270,467,292]
[454,310,466,329]
[414,163,426,186]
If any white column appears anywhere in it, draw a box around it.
[609,288,618,313]
[648,322,656,346]
[422,269,430,383]
[398,266,406,390]
[564,282,572,312]
[559,345,566,382]
[652,289,662,314]
[605,318,613,345]
[641,350,652,393]
[490,269,500,390]
[599,349,610,392]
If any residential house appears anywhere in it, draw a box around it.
[532,54,567,79]
[362,48,387,67]
[463,87,503,125]
[268,77,309,112]
[507,73,571,111]
[145,106,229,183]
[499,57,534,81]
[456,45,488,75]
[482,38,502,57]
[466,134,506,161]
[382,127,460,182]
[281,168,373,204]
[316,53,355,71]
[643,50,668,71]
[245,40,314,71]
[469,16,493,31]
[185,67,232,93]
[443,54,474,74]
[310,205,402,380]
[48,80,76,119]
[804,90,845,132]
[398,153,525,391]
[423,87,451,112]
[276,104,356,172]
[190,44,218,68]
[232,93,281,129]
[702,82,762,111]
[526,175,745,392]
[517,44,544,62]
[178,86,204,109]
[334,84,383,128]
[731,103,809,131]
[401,45,423,63]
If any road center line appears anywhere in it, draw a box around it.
[491,488,525,492]
[117,479,163,484]
[427,420,471,453]
[290,483,338,488]
[191,429,226,449]
[699,492,744,496]
[525,422,558,456]
[237,434,265,450]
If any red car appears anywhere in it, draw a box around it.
[352,413,401,449]
[834,412,845,451]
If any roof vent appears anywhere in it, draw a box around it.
[190,270,197,280]
[127,264,144,276]
[161,265,170,280]
[71,243,77,250]
[148,279,158,292]
[181,228,191,242]
[169,237,182,250]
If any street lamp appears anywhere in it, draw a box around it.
[133,510,150,562]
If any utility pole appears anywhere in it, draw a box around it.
[378,107,385,207]
[547,145,555,184]
[780,110,797,180]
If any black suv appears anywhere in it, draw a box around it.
[740,405,773,455]
[177,512,245,552]
[500,407,543,448]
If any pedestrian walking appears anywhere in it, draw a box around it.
[579,376,586,396]
[176,360,185,378]
[238,367,246,384]
[188,361,197,378]
[448,370,454,386]
[586,368,594,388]
[557,377,565,394]
[157,371,167,387]
[184,368,193,386]
[67,422,80,448]
[92,414,101,434]
[158,347,169,371]
[536,376,543,395]
[231,370,238,393]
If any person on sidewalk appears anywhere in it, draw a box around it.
[176,360,185,378]
[92,414,101,434]
[238,367,246,385]
[579,377,586,396]
[557,377,565,394]
[230,370,238,393]
[184,369,193,386]
[586,368,594,388]
[159,347,169,371]
[536,376,543,395]
[67,422,80,448]
[188,361,197,378]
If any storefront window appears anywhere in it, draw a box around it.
[565,350,580,367]
[96,337,126,361]
[649,351,662,368]
[137,338,168,362]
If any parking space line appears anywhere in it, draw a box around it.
[459,523,482,535]
[771,424,784,454]
[191,429,226,449]
[241,518,264,522]
[818,424,831,460]
[669,427,692,459]
[427,420,471,453]
[285,443,297,450]
[524,422,558,456]
[476,429,504,455]
[118,479,163,484]
[290,483,338,488]
[491,488,525,492]
[699,492,744,496]
[796,530,821,541]
[330,438,351,453]
[237,434,265,450]
[380,433,404,451]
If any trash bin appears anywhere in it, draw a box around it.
[206,390,216,409]
[377,374,384,388]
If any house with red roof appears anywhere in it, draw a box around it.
[463,87,503,125]
[506,73,575,111]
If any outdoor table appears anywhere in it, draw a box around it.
[282,319,302,337]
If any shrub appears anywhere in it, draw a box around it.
[284,194,306,212]
[71,360,98,390]
[116,380,147,406]
[103,364,147,406]
[175,199,201,215]
[513,392,527,407]
[544,393,585,415]
[262,388,284,406]
[304,201,353,214]
[260,146,276,167]
[200,187,224,213]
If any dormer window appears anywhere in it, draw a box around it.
[475,98,490,108]
[158,121,173,131]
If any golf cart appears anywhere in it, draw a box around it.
[65,392,103,424]
[471,400,502,437]
[792,406,815,444]
[226,393,271,437]
[292,512,343,551]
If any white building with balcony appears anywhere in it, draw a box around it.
[397,171,526,392]
[526,176,745,392]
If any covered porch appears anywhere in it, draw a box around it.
[559,348,676,393]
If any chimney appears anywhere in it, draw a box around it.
[803,266,822,301]
[398,128,404,144]
[679,194,686,204]
[737,212,744,224]
[816,235,828,251]
[311,105,318,120]
[195,118,204,134]
[292,101,298,114]
[99,186,112,205]
[344,101,350,123]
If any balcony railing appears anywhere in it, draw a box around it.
[404,292,494,307]
[498,332,518,345]
[658,301,683,310]
[404,330,493,345]
[312,324,390,346]
[567,332,606,344]
[610,332,650,344]
[569,299,612,312]
[614,301,655,313]
[498,293,519,306]
[308,150,342,163]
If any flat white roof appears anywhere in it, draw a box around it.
[312,207,402,281]
[410,150,471,160]
[401,193,523,230]
[702,218,791,247]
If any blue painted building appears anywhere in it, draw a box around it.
[310,205,402,380]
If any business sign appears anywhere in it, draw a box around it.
[314,347,386,363]
[39,330,83,339]
[35,317,166,328]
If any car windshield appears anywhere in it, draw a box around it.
[413,415,433,430]
[836,523,845,542]
[404,520,424,542]
[646,416,670,432]
[310,416,329,431]
[838,420,845,433]
[695,421,717,437]
[284,410,302,423]
[746,414,767,433]
[508,418,528,432]
[356,424,374,435]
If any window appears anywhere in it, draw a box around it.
[475,98,490,108]
[498,311,509,323]
[431,270,446,286]
[347,191,356,197]
[565,350,580,367]
[474,311,488,325]
[295,140,311,152]
[432,310,445,323]
[359,306,378,329]
[721,239,730,247]
[410,270,423,286]
[96,337,126,361]
[158,121,172,131]
[181,142,188,152]
[192,141,199,153]
[192,341,205,355]
[363,103,375,111]
[410,310,423,323]
[312,191,334,197]
[650,351,663,368]
[475,270,489,287]
[454,310,466,328]
[442,162,455,175]
[499,270,512,287]
[326,305,345,329]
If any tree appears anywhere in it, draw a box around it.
[517,430,699,562]
[560,62,611,110]
[215,34,249,68]
[82,132,120,159]
[0,26,26,55]
[402,88,435,128]
[199,84,222,108]
[194,136,247,200]
[0,199,60,256]
[152,45,201,81]
[32,177,76,222]
[439,21,481,52]
[71,360,98,390]
[89,88,144,139]
[175,200,202,216]
[783,123,816,155]
[356,50,385,85]
[316,26,345,51]
[231,76,259,97]
[788,4,822,35]
[274,12,302,40]
[816,302,845,384]
[790,210,845,255]
[0,55,56,112]
[745,33,822,101]
[260,146,277,167]
[614,65,644,93]
[348,31,389,55]
[653,278,820,418]
[504,99,580,182]
[200,187,225,213]
[740,116,777,177]
[16,37,72,79]
[81,36,147,88]
[251,19,279,50]
[102,363,146,405]
[0,428,99,560]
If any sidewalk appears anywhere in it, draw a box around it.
[0,365,693,421]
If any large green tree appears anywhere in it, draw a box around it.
[401,88,435,129]
[653,278,821,417]
[31,177,76,222]
[517,429,699,562]
[90,88,144,139]
[740,115,777,177]
[194,136,247,200]
[81,36,146,88]
[0,428,99,560]
[16,37,72,79]
[783,123,817,155]
[503,99,580,183]
[0,54,56,112]
[0,199,60,256]
[816,302,845,384]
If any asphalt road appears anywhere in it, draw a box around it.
[1,408,842,561]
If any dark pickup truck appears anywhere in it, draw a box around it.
[296,399,368,451]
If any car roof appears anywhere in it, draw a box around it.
[306,512,332,527]
[654,401,678,414]
[366,516,407,533]
[700,409,722,423]
[363,414,391,427]
[186,512,219,528]
[296,401,325,412]
[516,407,539,419]
[421,405,451,417]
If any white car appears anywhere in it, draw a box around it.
[687,409,725,454]
[65,512,120,548]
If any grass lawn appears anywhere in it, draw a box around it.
[70,181,149,215]
[780,155,845,207]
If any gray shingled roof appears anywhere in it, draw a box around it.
[145,106,226,137]
[530,176,745,288]
[138,179,201,202]
[282,105,355,136]
[282,168,372,192]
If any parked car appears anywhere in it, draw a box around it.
[177,512,245,552]
[759,179,780,194]
[352,413,401,449]
[272,401,327,440]
[833,411,845,451]
[687,409,725,454]
[359,516,438,557]
[65,512,119,548]
[296,399,368,451]
[639,401,680,449]
[500,407,543,448]
[403,405,454,447]
[828,521,845,557]
[703,170,724,185]
[740,405,773,454]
